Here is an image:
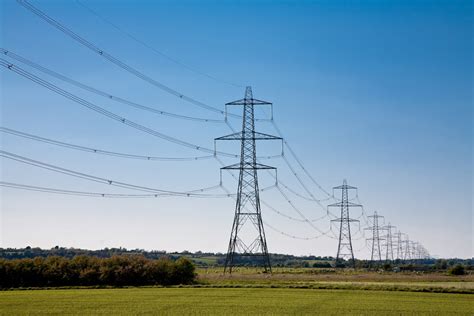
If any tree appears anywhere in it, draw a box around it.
[448,264,465,275]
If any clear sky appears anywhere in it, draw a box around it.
[0,0,472,258]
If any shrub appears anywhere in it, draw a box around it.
[448,264,465,275]
[382,263,392,271]
[0,255,196,288]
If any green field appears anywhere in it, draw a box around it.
[197,268,474,293]
[0,288,472,315]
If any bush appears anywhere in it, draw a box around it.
[382,263,392,271]
[448,264,465,275]
[0,255,196,288]
[312,262,331,268]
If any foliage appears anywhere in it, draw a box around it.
[448,264,466,276]
[313,261,332,268]
[1,247,472,270]
[0,255,195,288]
[382,263,393,271]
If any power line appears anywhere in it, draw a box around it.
[261,199,326,223]
[1,48,225,124]
[0,150,230,198]
[216,146,335,238]
[0,59,236,158]
[274,182,336,239]
[276,178,334,203]
[0,181,185,198]
[18,0,339,203]
[263,221,326,240]
[16,0,241,119]
[270,120,333,198]
[1,127,217,161]
[281,154,332,213]
[75,0,243,88]
[221,183,330,241]
[217,155,327,223]
[216,155,332,243]
[1,127,282,162]
[355,195,372,227]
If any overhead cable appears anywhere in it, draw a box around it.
[1,48,225,124]
[0,181,190,198]
[0,150,231,198]
[1,127,280,162]
[0,59,237,158]
[1,127,216,161]
[16,0,241,119]
[75,0,244,88]
[270,119,333,198]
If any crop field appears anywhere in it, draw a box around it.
[1,287,473,315]
[1,269,472,314]
[197,268,474,293]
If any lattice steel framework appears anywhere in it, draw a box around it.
[215,86,281,274]
[382,223,396,261]
[395,231,405,260]
[403,235,411,260]
[365,211,385,262]
[410,241,418,260]
[328,179,361,267]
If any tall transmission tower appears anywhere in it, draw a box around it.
[328,179,361,268]
[382,223,396,261]
[365,212,385,262]
[395,231,405,260]
[410,241,419,260]
[215,86,281,274]
[403,236,411,260]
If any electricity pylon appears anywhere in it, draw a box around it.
[215,86,281,274]
[403,235,411,260]
[365,211,385,263]
[382,223,396,261]
[410,241,418,260]
[328,179,361,268]
[395,231,405,260]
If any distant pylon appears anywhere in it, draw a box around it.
[410,241,418,260]
[365,211,385,262]
[328,179,361,268]
[395,231,404,260]
[215,86,281,274]
[381,223,396,261]
[403,235,411,260]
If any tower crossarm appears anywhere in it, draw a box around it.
[328,201,362,208]
[221,162,276,170]
[215,131,282,141]
[331,218,360,223]
[225,98,272,106]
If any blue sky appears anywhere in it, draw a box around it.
[0,0,472,258]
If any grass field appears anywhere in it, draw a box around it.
[197,268,474,293]
[0,287,473,315]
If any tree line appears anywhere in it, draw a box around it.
[0,255,195,288]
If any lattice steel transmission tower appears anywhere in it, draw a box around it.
[395,231,405,260]
[365,212,385,262]
[410,241,418,260]
[382,223,396,261]
[215,86,281,274]
[328,179,362,268]
[403,236,411,260]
